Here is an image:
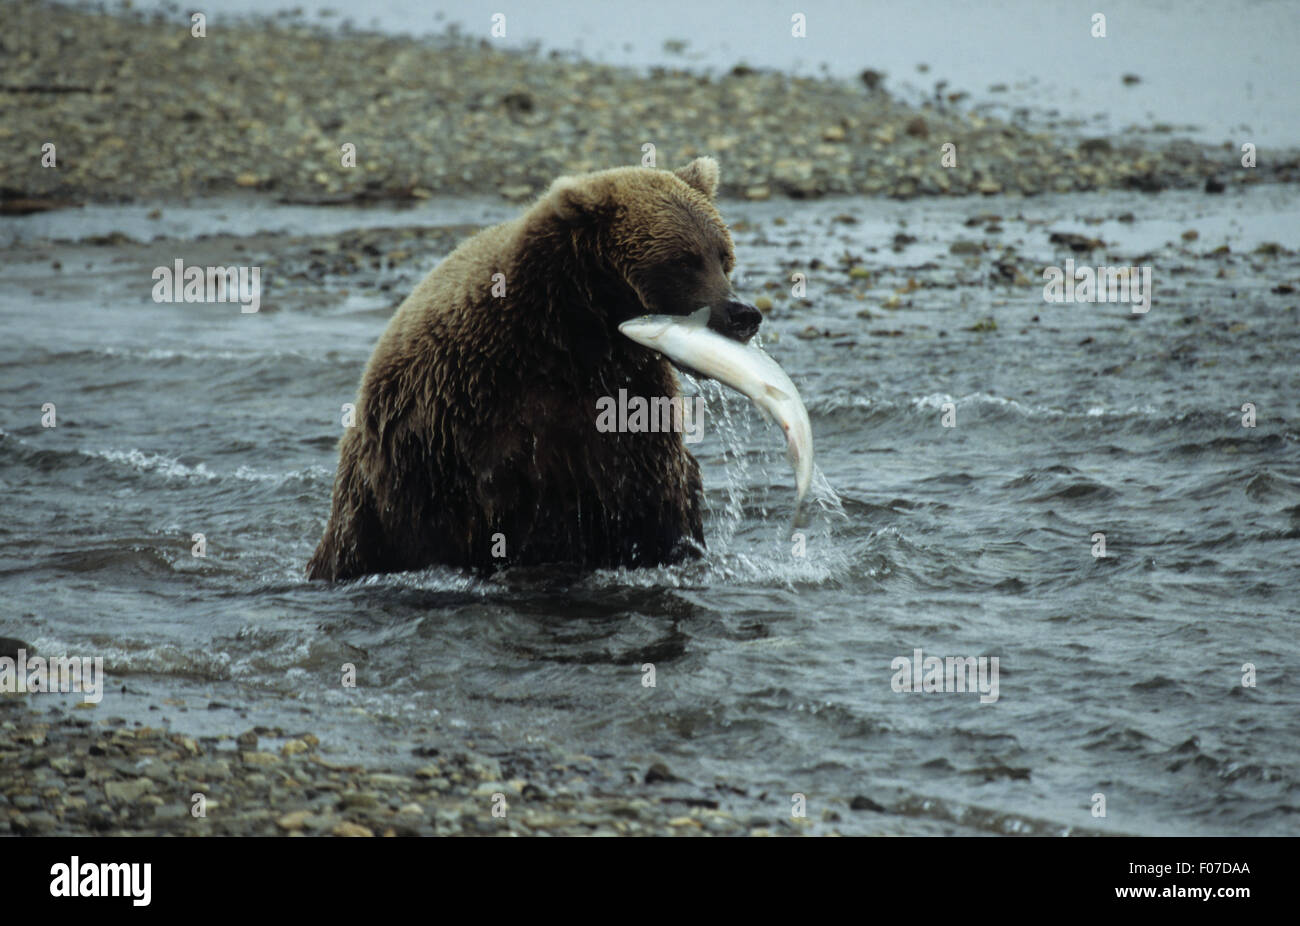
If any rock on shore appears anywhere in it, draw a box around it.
[0,701,816,836]
[3,0,1295,206]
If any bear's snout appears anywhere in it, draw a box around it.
[713,300,763,343]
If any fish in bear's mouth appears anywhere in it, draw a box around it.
[619,306,814,533]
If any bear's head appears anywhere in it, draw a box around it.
[538,157,762,344]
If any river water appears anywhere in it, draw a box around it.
[2,186,1298,835]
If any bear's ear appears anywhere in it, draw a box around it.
[545,174,611,223]
[674,157,720,200]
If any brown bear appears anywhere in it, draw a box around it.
[306,157,762,580]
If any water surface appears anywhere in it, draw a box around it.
[2,187,1298,834]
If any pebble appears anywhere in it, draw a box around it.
[103,778,154,804]
[275,810,315,831]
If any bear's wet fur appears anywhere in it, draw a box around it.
[307,158,763,580]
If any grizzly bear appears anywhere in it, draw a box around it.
[306,157,762,580]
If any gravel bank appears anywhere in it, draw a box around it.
[0,696,837,836]
[4,0,1297,209]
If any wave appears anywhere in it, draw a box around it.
[0,431,330,487]
[84,447,331,486]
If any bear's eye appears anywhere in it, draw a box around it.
[672,254,703,272]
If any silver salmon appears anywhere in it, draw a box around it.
[619,307,814,530]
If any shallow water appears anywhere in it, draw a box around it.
[2,187,1298,834]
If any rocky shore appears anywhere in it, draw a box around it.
[0,697,837,837]
[4,0,1297,211]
